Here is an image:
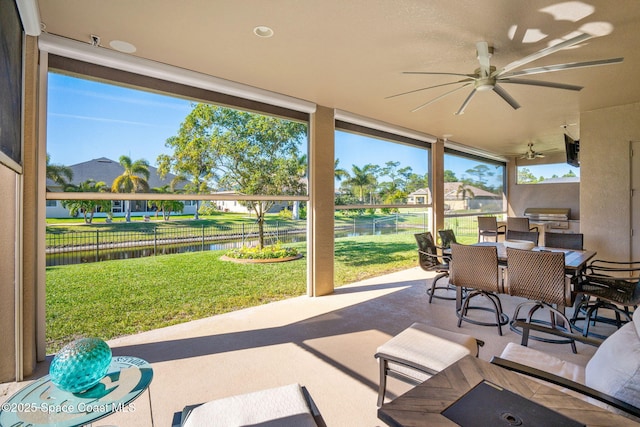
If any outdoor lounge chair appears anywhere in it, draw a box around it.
[172,383,326,427]
[375,322,483,407]
[492,309,640,421]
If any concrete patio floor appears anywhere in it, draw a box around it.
[1,267,606,426]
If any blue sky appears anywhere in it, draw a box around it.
[47,72,576,187]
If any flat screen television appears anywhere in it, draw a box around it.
[565,134,580,167]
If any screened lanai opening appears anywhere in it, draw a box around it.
[44,61,311,353]
[331,122,434,281]
[443,149,506,243]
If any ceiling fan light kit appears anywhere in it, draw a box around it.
[390,32,623,114]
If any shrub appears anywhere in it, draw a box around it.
[198,202,220,216]
[278,209,293,220]
[225,242,300,260]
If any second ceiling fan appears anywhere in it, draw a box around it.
[388,33,623,115]
[520,142,545,160]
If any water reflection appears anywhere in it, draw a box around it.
[46,225,418,266]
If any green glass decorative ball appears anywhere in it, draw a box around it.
[49,337,112,393]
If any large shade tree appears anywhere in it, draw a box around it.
[157,109,221,220]
[111,155,150,222]
[158,103,307,249]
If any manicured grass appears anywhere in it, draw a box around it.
[45,233,420,353]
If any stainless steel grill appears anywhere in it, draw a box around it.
[524,208,571,229]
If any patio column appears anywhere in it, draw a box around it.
[307,106,335,296]
[432,138,445,233]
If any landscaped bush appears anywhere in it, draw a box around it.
[198,201,221,215]
[278,209,293,220]
[225,242,300,260]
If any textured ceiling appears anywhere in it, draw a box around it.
[36,0,640,158]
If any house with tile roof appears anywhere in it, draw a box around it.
[408,182,502,212]
[46,157,197,218]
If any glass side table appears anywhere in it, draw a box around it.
[0,356,153,427]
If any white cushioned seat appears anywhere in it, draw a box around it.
[500,342,585,384]
[182,383,317,427]
[375,322,479,406]
[499,310,640,415]
[585,310,640,409]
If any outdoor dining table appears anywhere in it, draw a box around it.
[450,242,596,310]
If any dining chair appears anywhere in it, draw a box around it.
[544,232,584,250]
[505,229,539,245]
[507,216,539,233]
[506,247,577,352]
[414,232,454,302]
[571,259,640,338]
[449,243,508,335]
[437,229,457,248]
[477,216,506,242]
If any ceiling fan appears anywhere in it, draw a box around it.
[520,142,545,160]
[388,33,623,114]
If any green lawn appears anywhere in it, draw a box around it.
[46,233,420,353]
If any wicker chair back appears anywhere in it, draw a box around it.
[506,230,539,245]
[449,243,499,292]
[506,248,568,306]
[545,232,584,250]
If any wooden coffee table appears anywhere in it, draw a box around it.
[378,355,639,427]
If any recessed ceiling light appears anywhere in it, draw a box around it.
[109,40,137,53]
[253,26,274,38]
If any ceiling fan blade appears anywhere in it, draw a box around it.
[492,84,521,110]
[502,57,624,78]
[476,41,491,78]
[403,71,476,78]
[499,78,583,91]
[411,83,472,112]
[385,78,473,99]
[493,32,593,77]
[455,88,477,115]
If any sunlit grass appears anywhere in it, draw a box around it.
[46,233,421,353]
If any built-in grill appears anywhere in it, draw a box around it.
[524,207,571,229]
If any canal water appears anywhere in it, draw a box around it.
[46,225,422,266]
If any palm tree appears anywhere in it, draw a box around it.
[61,179,111,223]
[46,154,73,187]
[111,155,150,222]
[334,158,349,182]
[456,181,475,210]
[344,164,378,203]
[148,185,184,221]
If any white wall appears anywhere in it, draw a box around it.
[581,102,640,262]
